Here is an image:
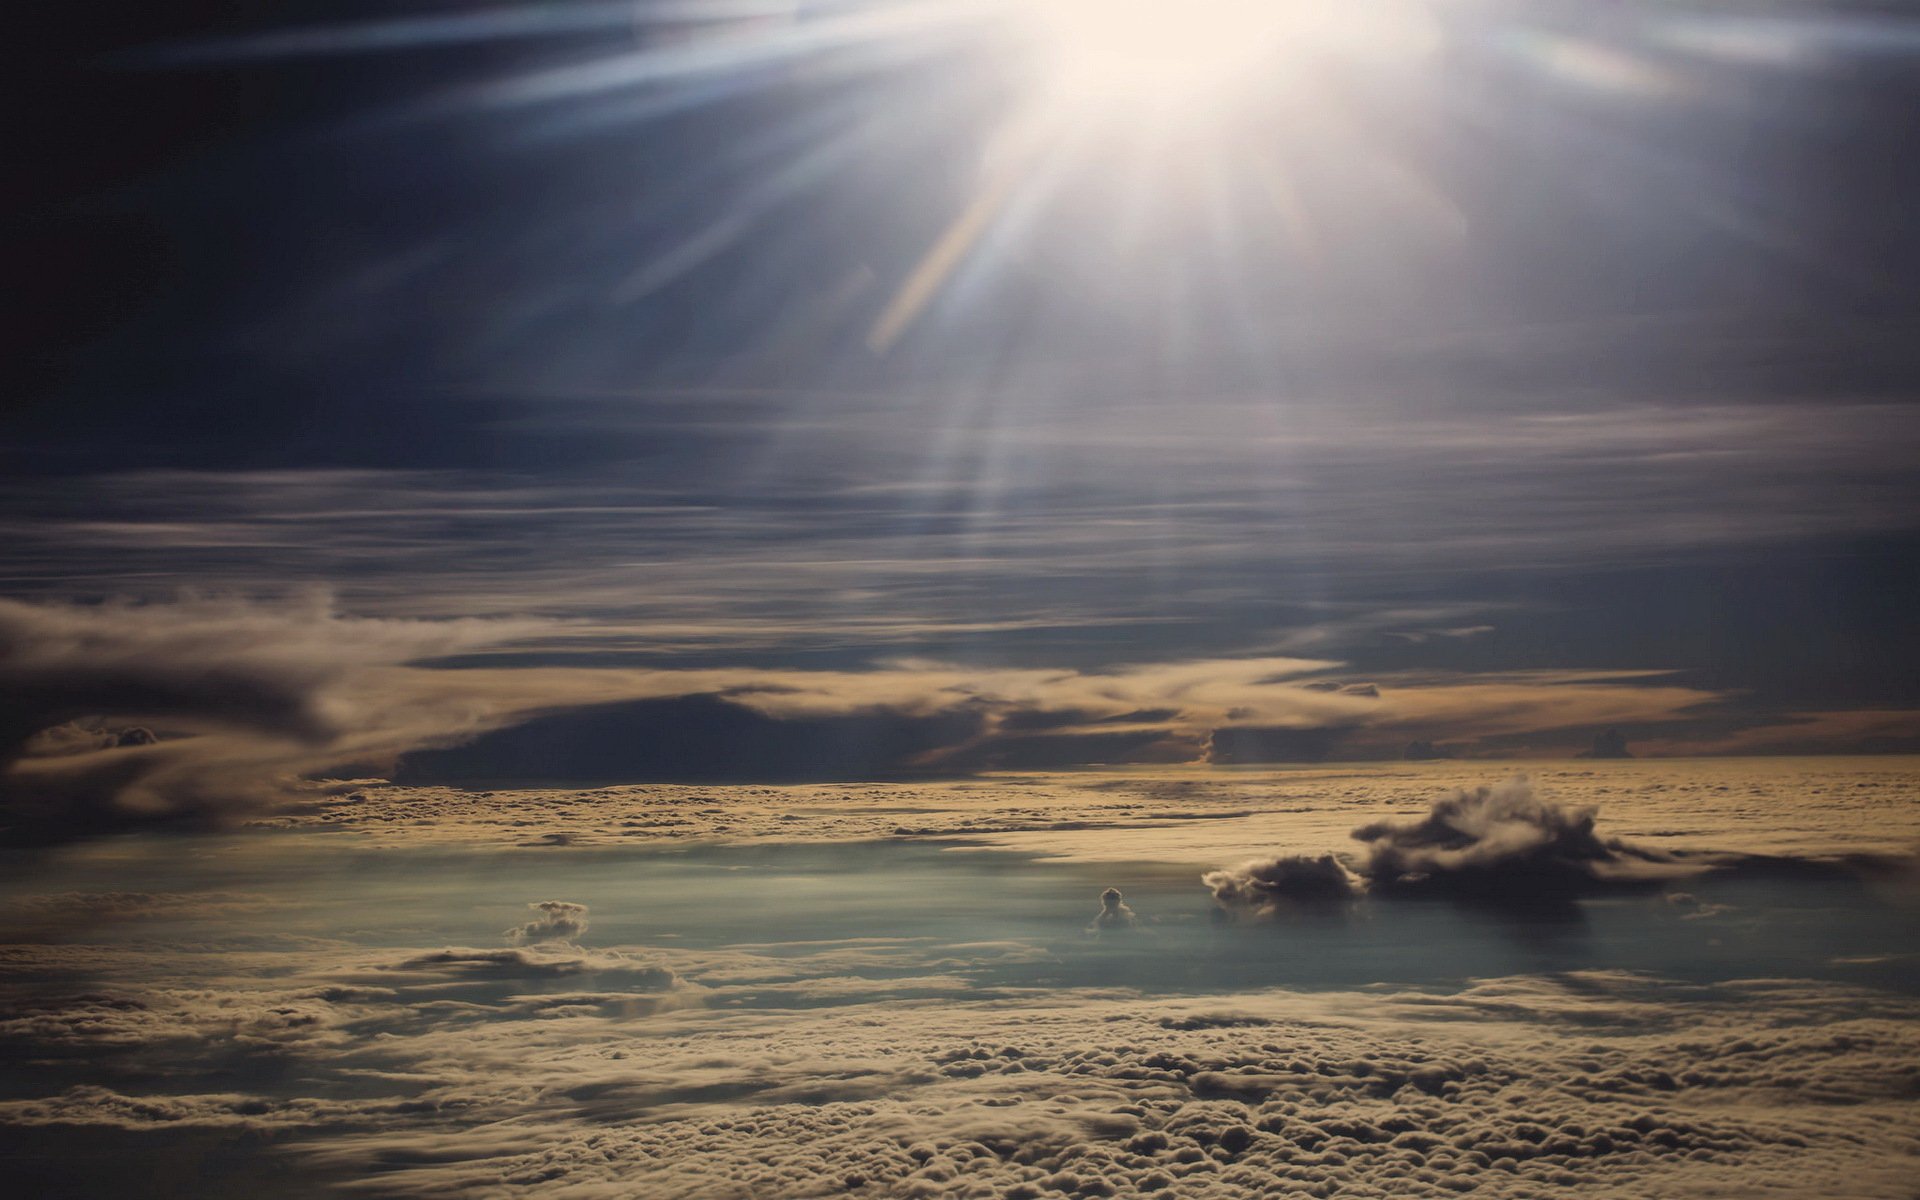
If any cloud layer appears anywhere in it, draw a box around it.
[1,757,1915,1197]
[1,593,1760,840]
[2,953,1913,1200]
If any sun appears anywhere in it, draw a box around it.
[1019,0,1298,110]
[869,0,1444,348]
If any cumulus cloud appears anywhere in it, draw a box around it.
[1354,776,1678,901]
[507,900,589,945]
[1202,853,1364,915]
[1088,887,1137,934]
[1208,777,1686,917]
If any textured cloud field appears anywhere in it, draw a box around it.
[2,762,1916,1197]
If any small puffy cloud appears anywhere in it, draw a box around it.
[1088,887,1137,934]
[507,900,589,945]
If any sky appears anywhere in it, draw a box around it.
[7,9,1920,1195]
[8,0,1920,837]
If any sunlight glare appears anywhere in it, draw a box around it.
[1024,0,1291,108]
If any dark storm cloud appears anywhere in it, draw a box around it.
[1207,777,1686,917]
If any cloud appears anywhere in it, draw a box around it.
[19,393,1916,668]
[393,653,1738,785]
[0,891,268,929]
[1638,709,1920,757]
[1577,727,1634,759]
[1207,724,1354,764]
[9,972,1910,1198]
[386,946,661,981]
[2,593,1844,842]
[924,728,1201,772]
[1202,853,1364,914]
[0,787,1915,1200]
[1353,776,1679,902]
[506,900,589,945]
[1087,887,1137,934]
[1384,625,1496,644]
[1208,777,1688,917]
[0,593,567,840]
[395,694,990,785]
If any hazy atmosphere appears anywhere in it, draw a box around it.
[9,1,1920,1196]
